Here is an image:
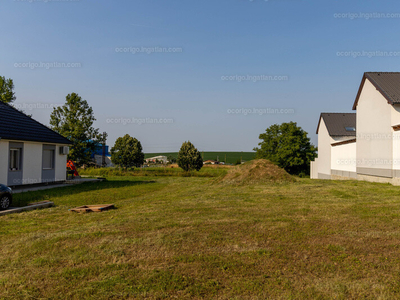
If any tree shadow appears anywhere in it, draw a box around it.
[12,180,157,207]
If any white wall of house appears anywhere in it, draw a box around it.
[331,142,357,174]
[0,140,68,185]
[356,78,393,177]
[391,104,400,173]
[55,145,68,181]
[0,140,8,184]
[23,142,43,184]
[317,118,332,179]
[310,158,318,179]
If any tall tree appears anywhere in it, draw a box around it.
[110,134,144,168]
[50,93,101,165]
[254,122,317,175]
[177,141,203,171]
[0,76,16,104]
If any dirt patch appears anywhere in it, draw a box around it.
[219,159,294,185]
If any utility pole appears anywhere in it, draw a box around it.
[102,132,108,167]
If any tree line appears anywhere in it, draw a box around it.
[0,75,317,175]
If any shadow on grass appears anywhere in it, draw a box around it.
[12,180,156,207]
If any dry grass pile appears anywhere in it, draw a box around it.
[220,159,294,184]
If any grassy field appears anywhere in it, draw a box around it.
[78,165,229,180]
[145,152,256,164]
[3,172,400,298]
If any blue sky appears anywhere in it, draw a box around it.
[1,0,400,152]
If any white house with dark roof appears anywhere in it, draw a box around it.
[312,72,400,185]
[0,101,72,186]
[310,113,356,179]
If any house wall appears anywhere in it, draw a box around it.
[317,118,332,179]
[310,158,318,179]
[0,140,8,184]
[331,142,357,179]
[55,145,68,181]
[356,78,393,178]
[0,140,68,185]
[391,104,400,175]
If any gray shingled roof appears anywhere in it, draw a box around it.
[0,101,72,144]
[317,113,356,136]
[353,72,400,110]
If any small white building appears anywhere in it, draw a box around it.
[145,156,168,164]
[0,102,72,186]
[312,72,400,185]
[311,113,356,179]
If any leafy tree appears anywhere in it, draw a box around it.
[177,141,203,171]
[110,134,144,169]
[50,93,101,166]
[0,76,16,104]
[254,122,317,175]
[167,155,177,164]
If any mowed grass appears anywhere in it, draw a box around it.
[2,176,400,299]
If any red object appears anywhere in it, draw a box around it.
[67,160,79,177]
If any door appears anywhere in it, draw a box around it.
[42,145,56,183]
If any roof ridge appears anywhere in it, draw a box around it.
[320,112,356,115]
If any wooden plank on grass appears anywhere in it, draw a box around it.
[69,204,115,213]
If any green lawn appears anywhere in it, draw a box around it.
[145,151,256,164]
[3,175,400,299]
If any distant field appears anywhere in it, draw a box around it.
[145,151,256,164]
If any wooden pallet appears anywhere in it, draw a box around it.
[69,204,115,213]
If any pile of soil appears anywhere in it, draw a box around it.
[220,159,294,185]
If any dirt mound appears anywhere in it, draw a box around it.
[220,159,294,185]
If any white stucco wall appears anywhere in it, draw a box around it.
[391,105,400,171]
[23,142,43,184]
[0,140,8,184]
[310,158,318,179]
[356,78,393,175]
[0,140,68,185]
[317,118,332,178]
[55,145,68,181]
[331,142,357,173]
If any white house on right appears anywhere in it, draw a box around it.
[312,72,400,185]
[354,72,400,184]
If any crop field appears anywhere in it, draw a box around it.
[144,152,256,164]
[3,168,400,299]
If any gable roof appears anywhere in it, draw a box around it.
[0,101,72,144]
[353,72,400,110]
[316,113,356,136]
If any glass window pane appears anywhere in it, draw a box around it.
[43,150,54,169]
[9,148,20,171]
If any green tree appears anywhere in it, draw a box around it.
[177,141,203,171]
[167,155,177,164]
[50,93,101,166]
[110,134,144,169]
[0,76,16,104]
[254,122,317,175]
